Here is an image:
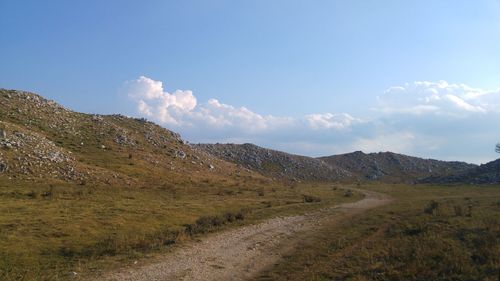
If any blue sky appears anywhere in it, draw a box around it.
[1,1,500,163]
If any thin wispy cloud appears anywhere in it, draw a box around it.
[124,76,500,164]
[378,81,500,115]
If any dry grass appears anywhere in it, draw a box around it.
[256,184,500,281]
[0,177,360,280]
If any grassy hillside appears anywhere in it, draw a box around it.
[257,184,500,281]
[0,89,259,187]
[0,89,362,280]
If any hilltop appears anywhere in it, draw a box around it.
[0,89,263,187]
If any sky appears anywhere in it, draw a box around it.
[1,0,500,164]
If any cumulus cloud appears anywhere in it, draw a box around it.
[124,76,356,135]
[125,76,197,125]
[123,76,500,164]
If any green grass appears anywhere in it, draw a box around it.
[256,184,500,281]
[0,177,360,280]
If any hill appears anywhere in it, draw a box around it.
[195,143,351,182]
[2,89,355,280]
[0,89,261,186]
[196,145,475,184]
[319,151,475,183]
[421,158,500,184]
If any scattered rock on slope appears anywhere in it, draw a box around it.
[420,158,500,184]
[195,143,351,182]
[319,151,476,183]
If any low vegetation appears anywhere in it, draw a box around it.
[0,177,360,280]
[257,184,500,281]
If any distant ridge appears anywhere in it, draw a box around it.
[195,143,351,182]
[319,151,476,183]
[196,144,476,183]
[421,158,500,184]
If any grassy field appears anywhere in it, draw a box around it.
[256,184,500,281]
[0,177,361,280]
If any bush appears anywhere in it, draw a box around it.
[235,210,245,220]
[424,200,440,215]
[454,205,464,216]
[184,210,246,235]
[344,190,354,197]
[303,194,321,203]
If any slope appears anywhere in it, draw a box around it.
[195,143,351,182]
[421,158,500,184]
[319,151,475,183]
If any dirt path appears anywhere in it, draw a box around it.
[101,189,391,281]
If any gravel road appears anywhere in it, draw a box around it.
[101,189,391,281]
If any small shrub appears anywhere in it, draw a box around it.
[466,205,473,217]
[224,212,235,222]
[58,247,76,258]
[303,194,322,203]
[344,190,354,197]
[235,210,246,220]
[185,209,247,235]
[453,205,464,216]
[262,201,272,208]
[424,200,440,215]
[25,191,37,199]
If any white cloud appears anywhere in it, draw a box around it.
[305,113,360,130]
[125,76,197,125]
[124,76,355,135]
[123,77,500,164]
[373,80,500,163]
[378,80,500,115]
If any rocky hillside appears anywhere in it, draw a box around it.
[420,158,500,184]
[195,143,351,182]
[0,89,261,186]
[0,88,481,186]
[319,151,476,183]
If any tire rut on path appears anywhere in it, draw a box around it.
[101,189,391,281]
